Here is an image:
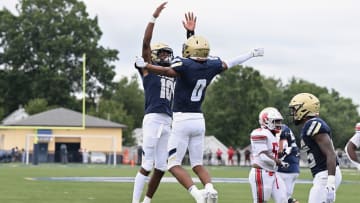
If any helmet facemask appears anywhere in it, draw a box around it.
[151,43,174,66]
[259,107,283,134]
[288,93,320,125]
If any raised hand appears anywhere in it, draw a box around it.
[183,12,197,32]
[252,48,264,57]
[153,1,167,18]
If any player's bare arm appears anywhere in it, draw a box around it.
[314,133,337,175]
[346,141,359,163]
[145,63,179,78]
[142,2,168,64]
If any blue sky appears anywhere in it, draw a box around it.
[2,0,360,112]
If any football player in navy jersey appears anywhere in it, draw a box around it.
[136,16,264,202]
[131,2,197,203]
[277,124,300,203]
[288,93,342,203]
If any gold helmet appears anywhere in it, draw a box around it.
[182,35,210,60]
[151,42,173,66]
[288,93,320,125]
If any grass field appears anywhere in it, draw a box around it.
[0,163,359,203]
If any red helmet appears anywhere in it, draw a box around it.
[356,123,360,132]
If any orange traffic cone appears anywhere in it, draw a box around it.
[130,159,135,167]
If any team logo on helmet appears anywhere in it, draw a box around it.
[151,42,174,66]
[182,35,210,60]
[258,107,283,133]
[288,93,320,125]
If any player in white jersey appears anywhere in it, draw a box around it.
[248,107,288,203]
[345,122,360,169]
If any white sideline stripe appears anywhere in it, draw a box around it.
[28,176,315,184]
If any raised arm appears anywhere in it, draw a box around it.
[222,48,264,70]
[142,2,167,63]
[183,12,196,39]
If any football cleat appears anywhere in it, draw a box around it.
[204,188,218,203]
[288,197,300,203]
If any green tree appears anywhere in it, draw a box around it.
[24,98,49,115]
[87,99,134,145]
[103,75,144,129]
[203,66,269,147]
[93,75,144,145]
[0,0,118,115]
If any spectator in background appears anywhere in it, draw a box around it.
[205,148,212,165]
[21,148,26,163]
[244,149,251,166]
[236,147,241,166]
[60,144,68,164]
[216,148,223,165]
[227,146,234,166]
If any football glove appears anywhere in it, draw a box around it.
[280,160,289,168]
[325,184,336,203]
[135,56,148,68]
[252,48,264,57]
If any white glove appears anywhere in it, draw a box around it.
[252,48,264,57]
[325,184,336,203]
[135,56,148,68]
[284,146,292,155]
[280,160,289,168]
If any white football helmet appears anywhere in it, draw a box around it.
[259,107,283,133]
[182,35,210,60]
[151,42,173,66]
[288,93,320,125]
[355,123,360,132]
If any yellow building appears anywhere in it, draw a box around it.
[0,107,126,164]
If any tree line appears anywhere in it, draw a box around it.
[1,0,359,148]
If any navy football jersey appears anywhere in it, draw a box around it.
[171,56,223,112]
[140,71,174,117]
[278,124,300,173]
[300,117,339,177]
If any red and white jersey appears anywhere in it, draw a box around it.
[349,131,360,148]
[250,127,279,171]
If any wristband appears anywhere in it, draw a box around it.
[150,16,157,23]
[327,175,335,186]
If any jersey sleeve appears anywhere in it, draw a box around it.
[350,133,360,148]
[303,118,330,137]
[250,129,269,154]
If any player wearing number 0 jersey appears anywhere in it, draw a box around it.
[132,3,197,203]
[136,29,264,202]
[248,107,288,203]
